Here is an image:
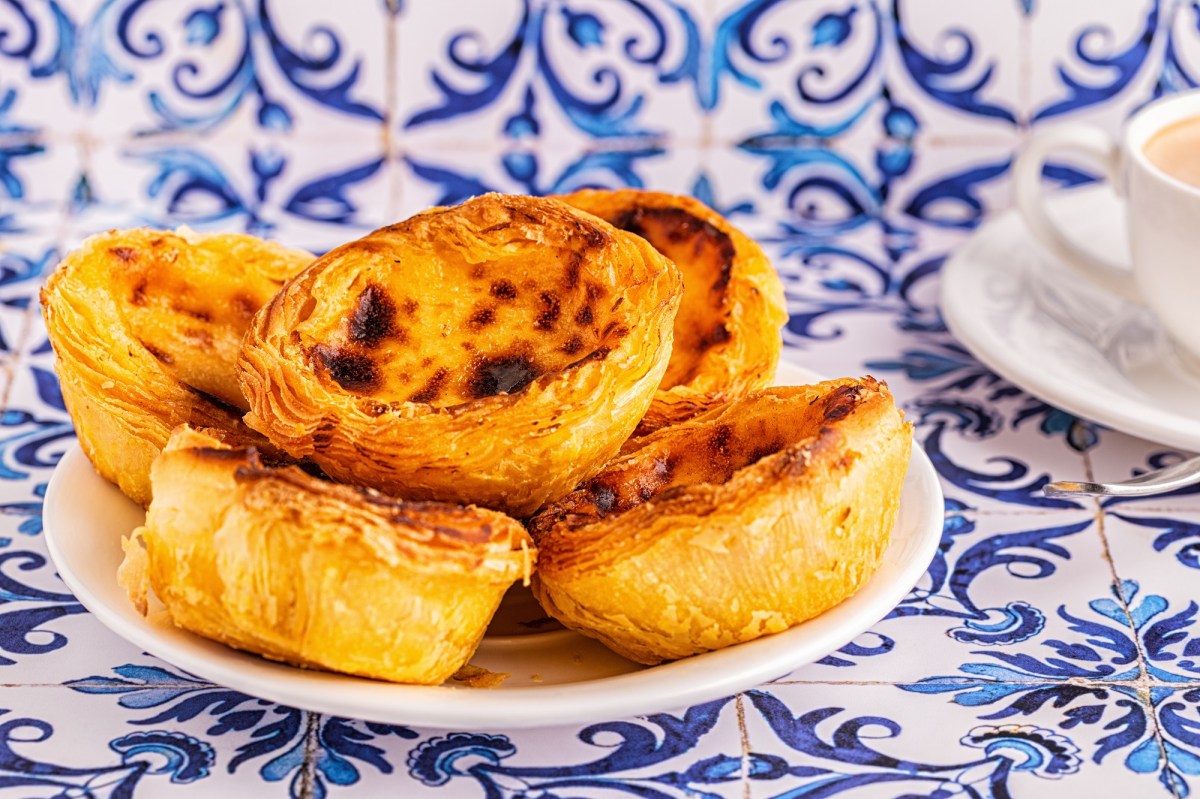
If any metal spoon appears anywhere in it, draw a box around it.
[1044,455,1200,498]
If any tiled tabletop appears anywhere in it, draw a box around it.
[2,1,1200,797]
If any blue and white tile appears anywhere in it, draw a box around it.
[1027,0,1164,134]
[56,0,389,139]
[81,135,388,244]
[743,683,1164,797]
[0,137,81,227]
[1101,512,1200,686]
[355,697,747,798]
[0,683,321,797]
[707,138,885,242]
[884,142,1017,229]
[0,1,78,135]
[884,0,1023,139]
[707,0,888,147]
[395,141,701,219]
[396,0,706,148]
[779,509,1129,686]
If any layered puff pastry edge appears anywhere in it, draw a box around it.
[40,228,313,506]
[119,425,534,684]
[528,377,912,665]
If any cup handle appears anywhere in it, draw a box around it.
[1013,125,1141,302]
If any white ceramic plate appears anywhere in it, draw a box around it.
[942,184,1200,452]
[43,362,943,730]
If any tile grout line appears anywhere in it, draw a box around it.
[298,710,320,799]
[1085,444,1180,794]
[735,693,751,799]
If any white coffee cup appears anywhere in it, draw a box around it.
[1014,89,1200,366]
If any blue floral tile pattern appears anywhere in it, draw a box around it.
[0,0,1198,796]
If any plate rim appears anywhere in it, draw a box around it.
[941,184,1200,453]
[43,364,944,729]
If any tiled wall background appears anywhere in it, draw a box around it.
[0,0,1188,253]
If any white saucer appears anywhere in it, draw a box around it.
[942,184,1200,453]
[43,362,944,730]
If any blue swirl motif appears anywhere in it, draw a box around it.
[903,580,1200,792]
[1109,512,1200,572]
[406,0,701,139]
[1033,1,1159,121]
[909,397,1086,508]
[708,0,885,133]
[893,0,1016,123]
[744,691,1080,795]
[67,0,382,132]
[0,247,57,312]
[69,663,418,798]
[772,238,943,348]
[1160,1,1200,94]
[819,513,1089,669]
[0,709,213,792]
[407,699,747,798]
[102,145,382,234]
[0,0,74,134]
[403,146,664,206]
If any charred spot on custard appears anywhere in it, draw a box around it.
[535,292,561,331]
[312,344,380,393]
[109,246,138,263]
[748,440,787,463]
[708,424,734,458]
[490,280,518,300]
[347,284,396,348]
[468,306,495,329]
[177,306,212,322]
[574,305,594,325]
[613,206,736,292]
[140,341,174,365]
[560,336,584,355]
[130,279,148,306]
[409,367,449,404]
[823,384,864,422]
[469,354,541,399]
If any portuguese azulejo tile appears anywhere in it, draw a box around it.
[33,0,391,138]
[781,508,1124,685]
[742,682,1164,798]
[81,134,388,242]
[706,0,887,147]
[353,698,747,798]
[396,0,707,147]
[1026,0,1162,134]
[884,0,1023,140]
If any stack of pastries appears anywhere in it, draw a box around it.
[40,190,912,682]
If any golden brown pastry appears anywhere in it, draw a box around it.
[238,193,682,517]
[119,425,534,684]
[528,377,912,665]
[40,228,313,506]
[558,189,787,433]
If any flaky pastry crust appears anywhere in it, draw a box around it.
[40,229,313,506]
[529,377,912,665]
[558,189,787,433]
[120,425,534,684]
[238,193,682,517]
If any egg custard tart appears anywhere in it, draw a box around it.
[238,193,682,517]
[558,189,787,434]
[528,377,911,665]
[40,229,312,506]
[120,425,534,684]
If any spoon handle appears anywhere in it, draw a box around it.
[1044,455,1200,498]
